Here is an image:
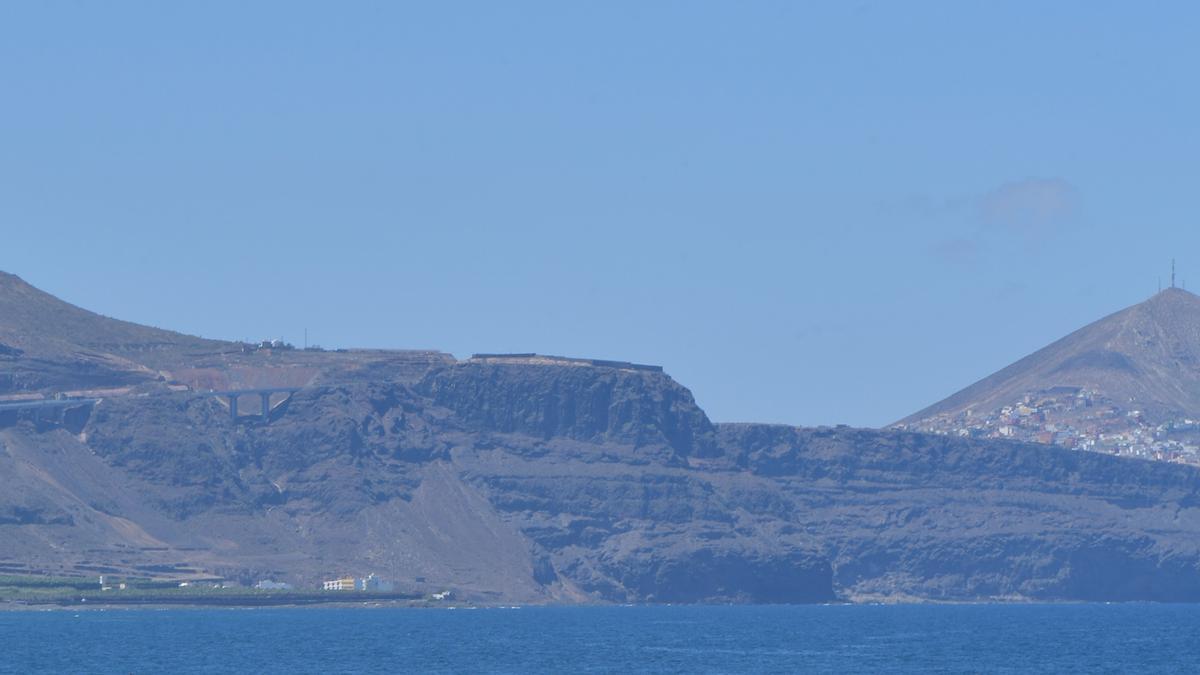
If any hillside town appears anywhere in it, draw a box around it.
[897,386,1200,466]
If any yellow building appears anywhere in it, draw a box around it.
[322,576,357,591]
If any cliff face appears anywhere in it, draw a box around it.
[721,424,1200,601]
[60,370,828,603]
[417,361,718,458]
[7,272,1200,603]
[2,358,1199,603]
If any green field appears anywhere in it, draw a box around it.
[0,575,421,607]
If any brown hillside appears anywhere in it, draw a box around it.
[900,288,1200,425]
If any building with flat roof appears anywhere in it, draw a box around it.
[322,576,357,591]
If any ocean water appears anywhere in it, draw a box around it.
[1,604,1199,673]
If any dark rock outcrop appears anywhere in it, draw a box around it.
[721,423,1200,601]
[418,361,718,458]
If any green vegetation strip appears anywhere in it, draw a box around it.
[0,575,418,606]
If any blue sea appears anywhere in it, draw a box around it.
[1,604,1199,673]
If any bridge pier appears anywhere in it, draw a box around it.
[207,387,299,423]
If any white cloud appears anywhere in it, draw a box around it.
[977,177,1078,233]
[929,237,980,265]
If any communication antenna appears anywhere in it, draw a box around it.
[1172,259,1176,288]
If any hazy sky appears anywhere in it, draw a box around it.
[2,2,1198,427]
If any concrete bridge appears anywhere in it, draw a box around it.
[0,398,100,412]
[204,388,302,421]
[0,398,99,428]
[0,388,305,426]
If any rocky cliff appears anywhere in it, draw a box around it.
[4,358,1200,603]
[5,273,1200,603]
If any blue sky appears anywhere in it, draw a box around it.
[2,2,1198,427]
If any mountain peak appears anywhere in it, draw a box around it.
[1141,286,1200,316]
[0,271,209,351]
[0,270,51,300]
[899,288,1200,460]
[0,271,230,395]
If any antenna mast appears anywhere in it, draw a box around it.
[1172,259,1176,288]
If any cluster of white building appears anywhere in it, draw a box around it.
[902,387,1200,466]
[321,573,394,592]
